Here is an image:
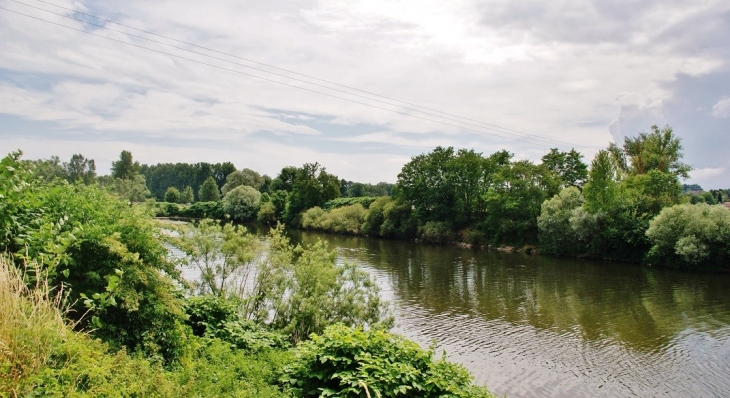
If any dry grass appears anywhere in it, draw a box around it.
[0,257,69,395]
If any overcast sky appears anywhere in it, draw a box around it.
[1,0,728,188]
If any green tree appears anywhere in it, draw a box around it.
[1,152,187,364]
[221,169,265,194]
[541,148,588,189]
[283,163,340,224]
[537,187,585,255]
[582,150,621,212]
[222,185,262,221]
[105,174,151,202]
[257,201,277,225]
[180,186,194,203]
[110,150,139,180]
[251,226,392,343]
[484,160,559,243]
[646,203,730,270]
[64,154,96,185]
[174,220,261,296]
[164,186,181,203]
[29,155,67,183]
[198,176,220,202]
[623,124,691,179]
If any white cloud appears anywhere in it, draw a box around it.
[711,97,730,118]
[0,0,728,186]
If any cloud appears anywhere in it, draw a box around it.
[0,0,728,187]
[712,97,730,118]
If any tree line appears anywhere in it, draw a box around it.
[17,124,730,270]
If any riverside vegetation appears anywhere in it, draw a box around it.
[0,151,493,397]
[99,125,727,271]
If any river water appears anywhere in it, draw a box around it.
[284,229,730,398]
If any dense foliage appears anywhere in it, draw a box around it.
[282,324,494,398]
[140,161,236,201]
[2,152,187,364]
[646,203,730,270]
[222,185,262,221]
[3,150,492,397]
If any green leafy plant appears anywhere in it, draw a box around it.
[282,324,493,398]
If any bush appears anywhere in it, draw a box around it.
[222,185,262,221]
[0,257,178,397]
[537,187,585,255]
[184,296,289,351]
[282,324,494,398]
[301,206,326,230]
[646,203,730,270]
[180,201,224,219]
[164,186,181,203]
[301,205,367,235]
[361,197,390,237]
[322,197,376,211]
[258,201,278,225]
[253,227,393,343]
[380,199,417,239]
[1,153,188,365]
[418,221,456,244]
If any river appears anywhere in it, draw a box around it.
[174,223,730,397]
[286,229,730,398]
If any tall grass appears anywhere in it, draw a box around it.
[0,257,69,393]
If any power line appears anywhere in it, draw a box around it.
[26,0,589,150]
[1,5,598,154]
[9,0,590,150]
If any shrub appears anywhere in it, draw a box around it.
[253,226,393,343]
[164,186,181,203]
[0,257,178,397]
[258,201,278,225]
[418,221,456,244]
[222,185,262,221]
[179,201,224,219]
[537,187,585,255]
[282,324,494,398]
[301,206,326,230]
[380,199,417,239]
[184,296,288,351]
[361,196,391,237]
[1,153,188,365]
[646,203,730,270]
[322,197,376,211]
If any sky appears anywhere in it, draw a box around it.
[0,0,728,188]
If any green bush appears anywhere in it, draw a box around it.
[180,201,224,219]
[322,197,376,211]
[646,203,730,270]
[223,185,262,221]
[301,205,368,235]
[253,227,393,343]
[1,153,188,365]
[185,296,289,351]
[258,201,278,225]
[380,199,417,239]
[282,324,493,398]
[301,206,327,230]
[165,186,181,203]
[418,221,456,244]
[537,187,585,256]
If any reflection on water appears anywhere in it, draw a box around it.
[288,230,730,398]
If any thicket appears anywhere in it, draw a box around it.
[322,196,377,211]
[282,324,494,398]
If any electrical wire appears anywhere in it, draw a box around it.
[27,0,589,149]
[1,4,599,154]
